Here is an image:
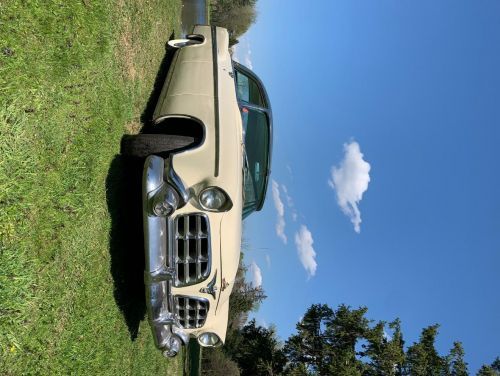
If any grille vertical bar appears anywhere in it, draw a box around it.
[175,296,209,329]
[174,214,210,286]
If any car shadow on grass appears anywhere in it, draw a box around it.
[106,33,177,341]
[106,155,146,340]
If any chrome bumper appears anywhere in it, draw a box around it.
[142,155,189,357]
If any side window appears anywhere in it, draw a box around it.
[235,69,266,108]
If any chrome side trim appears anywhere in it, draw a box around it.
[211,25,220,177]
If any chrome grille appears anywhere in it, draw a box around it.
[175,296,209,329]
[174,214,210,286]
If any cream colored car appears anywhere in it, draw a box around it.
[121,25,272,357]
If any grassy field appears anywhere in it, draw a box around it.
[0,0,185,374]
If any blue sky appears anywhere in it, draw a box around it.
[233,0,500,372]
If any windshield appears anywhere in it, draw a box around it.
[242,107,270,219]
[235,70,266,107]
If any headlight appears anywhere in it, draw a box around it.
[199,187,231,211]
[197,332,222,347]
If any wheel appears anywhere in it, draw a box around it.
[120,134,195,158]
[167,39,201,49]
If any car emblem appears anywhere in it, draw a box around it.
[221,278,229,292]
[199,274,217,299]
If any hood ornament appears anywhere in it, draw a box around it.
[199,273,217,299]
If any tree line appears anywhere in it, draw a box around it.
[210,0,258,46]
[203,300,499,375]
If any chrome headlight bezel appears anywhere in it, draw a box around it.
[197,332,223,348]
[198,187,233,212]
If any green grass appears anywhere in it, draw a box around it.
[0,0,184,374]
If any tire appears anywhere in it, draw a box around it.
[120,134,195,158]
[167,39,201,49]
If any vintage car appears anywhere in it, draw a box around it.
[121,25,272,357]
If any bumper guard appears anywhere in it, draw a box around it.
[142,155,189,357]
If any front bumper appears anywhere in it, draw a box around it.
[142,155,190,357]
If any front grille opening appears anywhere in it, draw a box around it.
[177,216,185,236]
[201,219,207,233]
[174,214,211,286]
[178,264,185,282]
[188,240,197,259]
[189,216,197,234]
[200,238,208,258]
[177,239,185,259]
[189,263,196,280]
[201,261,208,275]
[175,296,209,329]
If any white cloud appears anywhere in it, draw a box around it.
[281,184,293,207]
[232,36,253,69]
[328,141,371,233]
[272,180,287,244]
[248,261,262,287]
[294,225,317,277]
[265,254,271,268]
[281,184,298,221]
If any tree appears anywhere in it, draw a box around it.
[285,363,313,376]
[213,298,499,376]
[284,304,370,376]
[226,319,286,376]
[444,342,468,376]
[477,357,500,376]
[284,304,335,375]
[210,0,258,45]
[477,366,498,376]
[227,255,267,331]
[326,305,369,375]
[403,325,444,376]
[492,357,500,373]
[404,343,428,376]
[362,319,405,376]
